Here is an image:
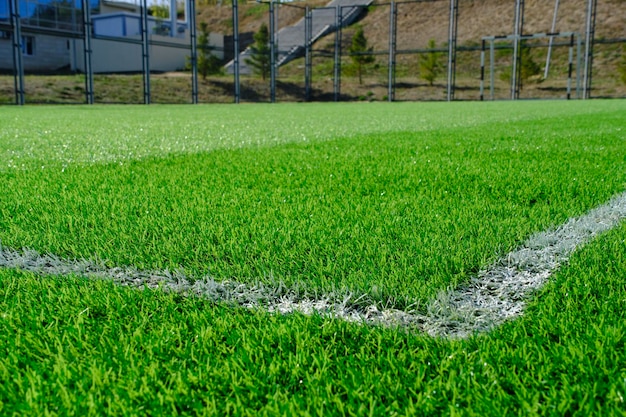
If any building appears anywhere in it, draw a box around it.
[0,0,223,73]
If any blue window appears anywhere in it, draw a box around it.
[0,0,9,20]
[22,35,34,55]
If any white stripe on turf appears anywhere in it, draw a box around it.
[1,191,625,338]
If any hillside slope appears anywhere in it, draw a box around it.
[197,0,626,50]
[193,0,625,101]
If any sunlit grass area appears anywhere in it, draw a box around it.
[1,102,625,306]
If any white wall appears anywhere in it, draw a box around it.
[0,34,69,72]
[72,33,223,73]
[93,13,189,40]
[93,15,130,37]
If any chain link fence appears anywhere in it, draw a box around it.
[1,0,624,104]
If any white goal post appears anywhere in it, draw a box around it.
[479,32,582,101]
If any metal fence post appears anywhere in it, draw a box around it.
[582,0,597,99]
[479,39,485,101]
[511,0,524,100]
[387,1,397,102]
[189,0,198,104]
[333,4,342,102]
[141,0,151,104]
[446,0,458,101]
[269,0,276,103]
[576,34,582,99]
[566,33,574,100]
[490,39,495,100]
[305,6,312,102]
[82,0,94,104]
[232,0,240,103]
[9,0,24,105]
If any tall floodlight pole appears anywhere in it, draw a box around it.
[582,0,597,99]
[232,0,240,103]
[387,0,397,102]
[188,0,198,103]
[9,0,24,105]
[141,0,151,104]
[82,0,94,104]
[511,0,524,100]
[446,0,458,101]
[269,0,276,103]
[544,0,559,79]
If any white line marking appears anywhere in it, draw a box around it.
[1,191,625,338]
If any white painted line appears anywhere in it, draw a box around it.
[1,191,625,338]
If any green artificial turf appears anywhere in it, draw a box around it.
[0,101,625,307]
[0,224,625,415]
[0,100,625,415]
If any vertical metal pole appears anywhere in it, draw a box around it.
[82,0,94,104]
[275,1,279,81]
[9,0,24,105]
[189,0,198,103]
[511,0,524,100]
[269,0,276,103]
[576,34,582,99]
[170,0,177,37]
[387,0,396,102]
[511,1,520,99]
[490,39,495,100]
[544,0,559,79]
[305,6,312,101]
[446,0,458,101]
[232,0,240,103]
[333,5,342,102]
[566,33,573,100]
[479,39,485,101]
[582,0,597,99]
[141,0,151,104]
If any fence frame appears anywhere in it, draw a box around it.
[0,0,615,104]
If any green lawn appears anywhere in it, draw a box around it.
[0,101,625,415]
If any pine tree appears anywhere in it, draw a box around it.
[498,43,541,89]
[419,39,442,86]
[517,42,541,89]
[349,26,375,85]
[197,22,222,80]
[245,23,271,80]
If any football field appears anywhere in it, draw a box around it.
[1,101,625,415]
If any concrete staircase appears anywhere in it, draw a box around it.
[225,0,373,75]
